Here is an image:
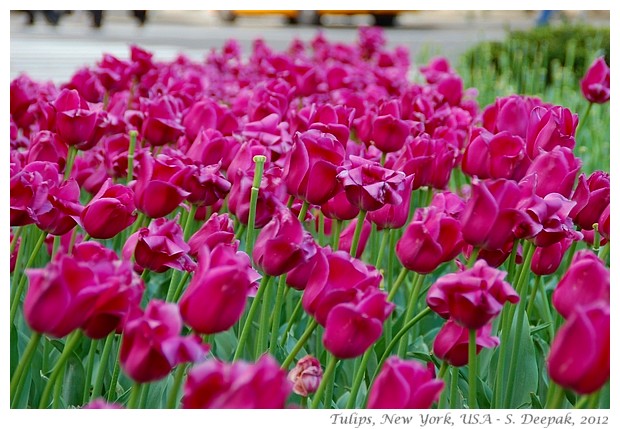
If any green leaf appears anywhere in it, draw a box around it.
[10,323,18,376]
[144,377,171,409]
[530,392,543,409]
[62,353,86,407]
[213,330,238,361]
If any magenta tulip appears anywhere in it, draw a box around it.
[580,56,610,104]
[141,95,185,146]
[338,217,372,258]
[52,89,98,147]
[187,212,236,256]
[368,173,414,230]
[525,106,578,159]
[523,146,581,198]
[427,260,519,329]
[120,300,208,383]
[320,187,360,221]
[552,250,609,319]
[569,171,610,231]
[179,244,259,335]
[434,320,499,366]
[81,178,137,239]
[530,238,573,276]
[182,355,291,409]
[368,356,444,409]
[462,129,530,181]
[548,303,609,394]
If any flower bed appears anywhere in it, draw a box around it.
[10,27,610,410]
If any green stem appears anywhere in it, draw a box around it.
[39,330,84,408]
[300,396,308,408]
[346,349,373,409]
[166,363,188,409]
[280,299,304,347]
[127,383,142,409]
[183,205,198,242]
[592,223,601,252]
[10,226,22,254]
[374,229,390,269]
[53,365,66,408]
[437,361,450,409]
[310,354,338,409]
[139,383,151,409]
[545,383,565,409]
[10,230,46,326]
[398,273,425,357]
[503,242,535,408]
[233,275,271,361]
[281,319,319,369]
[92,334,115,399]
[106,350,122,402]
[298,200,310,222]
[64,145,78,181]
[468,329,478,409]
[331,219,342,249]
[468,247,480,268]
[245,155,266,253]
[269,276,287,355]
[10,332,42,406]
[373,307,432,381]
[598,242,609,261]
[171,271,191,303]
[574,395,589,409]
[587,390,601,409]
[126,130,138,184]
[387,267,408,301]
[350,210,367,258]
[450,365,460,409]
[318,210,325,246]
[576,102,593,138]
[256,276,275,358]
[82,339,98,404]
[526,275,542,317]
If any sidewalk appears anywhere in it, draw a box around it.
[10,10,609,83]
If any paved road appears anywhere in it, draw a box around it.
[9,10,607,84]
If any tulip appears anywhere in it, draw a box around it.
[525,106,578,159]
[392,134,458,190]
[122,216,195,273]
[285,241,321,291]
[482,95,543,137]
[320,187,360,221]
[52,89,98,147]
[252,209,314,276]
[427,259,519,329]
[186,129,239,169]
[599,203,610,240]
[10,161,56,226]
[120,300,208,383]
[523,146,581,198]
[462,129,530,181]
[182,355,291,409]
[182,99,218,142]
[580,56,610,104]
[187,212,236,256]
[302,248,382,325]
[81,178,137,239]
[141,95,185,146]
[460,178,529,251]
[552,250,609,319]
[337,217,372,258]
[35,178,83,236]
[24,255,100,338]
[27,131,68,171]
[396,205,463,274]
[63,67,105,103]
[337,155,405,212]
[371,111,413,153]
[283,130,345,205]
[288,355,323,397]
[133,151,190,219]
[173,162,231,207]
[72,242,144,339]
[323,287,394,359]
[433,320,499,367]
[530,238,573,276]
[368,356,444,409]
[569,171,610,231]
[179,245,259,335]
[548,303,610,394]
[368,174,414,230]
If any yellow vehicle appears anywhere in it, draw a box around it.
[219,10,403,27]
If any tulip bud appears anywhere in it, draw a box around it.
[187,212,236,256]
[523,146,581,198]
[141,95,185,146]
[368,174,414,230]
[530,238,573,276]
[526,106,578,159]
[52,89,98,148]
[288,355,323,397]
[81,178,137,239]
[580,56,610,104]
[548,303,609,394]
[569,171,610,231]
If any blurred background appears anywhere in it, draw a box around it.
[10,10,610,83]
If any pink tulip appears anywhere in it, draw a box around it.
[320,187,360,221]
[569,171,610,231]
[187,212,236,256]
[288,355,323,397]
[368,356,444,409]
[580,56,610,104]
[120,300,208,383]
[140,95,185,146]
[427,260,519,329]
[368,174,414,230]
[523,146,581,198]
[530,238,573,276]
[81,178,137,239]
[525,106,578,159]
[337,217,372,258]
[52,89,98,148]
[434,320,499,366]
[180,244,259,335]
[552,250,609,319]
[183,355,291,408]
